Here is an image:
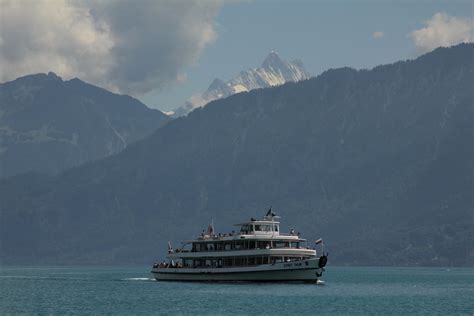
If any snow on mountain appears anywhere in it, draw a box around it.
[170,52,310,117]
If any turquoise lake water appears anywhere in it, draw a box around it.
[0,266,472,315]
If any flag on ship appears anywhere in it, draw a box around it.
[315,238,323,245]
[265,206,276,217]
[266,207,272,216]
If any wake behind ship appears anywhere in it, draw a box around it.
[151,209,328,282]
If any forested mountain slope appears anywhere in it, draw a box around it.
[1,44,472,266]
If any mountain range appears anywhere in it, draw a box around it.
[0,44,472,267]
[0,72,169,178]
[170,52,310,117]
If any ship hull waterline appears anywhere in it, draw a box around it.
[151,258,325,282]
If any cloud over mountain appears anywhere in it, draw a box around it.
[410,13,473,53]
[0,0,221,94]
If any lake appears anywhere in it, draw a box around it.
[0,266,472,314]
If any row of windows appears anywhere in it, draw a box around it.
[191,240,303,252]
[182,256,309,268]
[240,224,279,234]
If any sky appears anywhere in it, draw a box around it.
[0,0,473,112]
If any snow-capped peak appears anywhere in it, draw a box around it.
[207,78,229,92]
[170,52,310,117]
[261,51,286,69]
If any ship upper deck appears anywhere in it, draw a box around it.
[184,214,304,244]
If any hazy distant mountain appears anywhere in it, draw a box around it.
[171,52,310,117]
[0,72,170,178]
[0,44,472,266]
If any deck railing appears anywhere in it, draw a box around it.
[172,245,313,254]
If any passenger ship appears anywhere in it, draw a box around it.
[151,210,328,282]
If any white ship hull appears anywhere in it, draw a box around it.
[152,258,325,282]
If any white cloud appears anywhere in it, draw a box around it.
[410,12,473,53]
[372,31,384,39]
[0,0,222,94]
[0,0,114,88]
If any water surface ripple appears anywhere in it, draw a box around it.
[0,266,472,315]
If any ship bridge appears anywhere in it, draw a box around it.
[234,215,281,236]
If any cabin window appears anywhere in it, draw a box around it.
[235,258,244,266]
[257,241,270,249]
[235,241,245,250]
[284,257,299,262]
[285,257,299,262]
[274,225,279,232]
[254,225,272,232]
[224,243,231,251]
[240,225,253,234]
[274,241,289,248]
[248,240,256,249]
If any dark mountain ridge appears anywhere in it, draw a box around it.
[0,72,170,178]
[0,44,472,266]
